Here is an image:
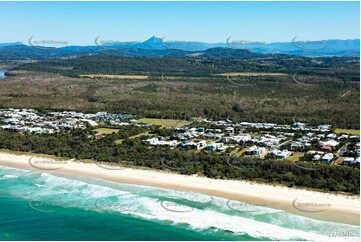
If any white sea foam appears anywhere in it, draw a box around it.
[1,175,18,179]
[35,184,46,188]
[125,196,356,241]
[0,165,359,241]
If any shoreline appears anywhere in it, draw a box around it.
[0,151,359,225]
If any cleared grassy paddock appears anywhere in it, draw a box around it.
[114,132,153,144]
[334,129,360,135]
[286,152,304,162]
[137,118,190,128]
[233,147,248,157]
[215,72,288,76]
[94,128,119,134]
[80,74,149,79]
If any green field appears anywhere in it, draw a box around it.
[334,129,360,135]
[114,132,153,144]
[94,128,119,134]
[137,118,190,128]
[286,152,304,162]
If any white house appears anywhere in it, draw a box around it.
[312,154,321,161]
[321,153,334,163]
[225,127,234,134]
[318,124,332,132]
[270,149,291,159]
[80,119,99,127]
[246,146,266,156]
[206,142,223,151]
[343,157,355,166]
[319,139,339,147]
[292,122,307,129]
[327,133,337,139]
[217,145,229,152]
[145,137,160,145]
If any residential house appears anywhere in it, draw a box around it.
[225,127,234,134]
[343,157,355,166]
[312,154,321,161]
[245,146,266,156]
[321,153,334,163]
[270,149,291,159]
[206,142,223,151]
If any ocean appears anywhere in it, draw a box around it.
[0,165,359,241]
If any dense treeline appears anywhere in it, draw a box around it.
[15,54,360,77]
[0,45,187,61]
[0,130,359,194]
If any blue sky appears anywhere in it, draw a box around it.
[0,1,359,45]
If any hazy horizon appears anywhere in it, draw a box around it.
[0,1,359,45]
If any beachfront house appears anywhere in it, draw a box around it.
[144,137,179,147]
[206,142,223,151]
[178,140,207,150]
[217,145,229,152]
[245,146,266,156]
[343,157,355,166]
[269,149,292,159]
[312,154,321,161]
[321,153,334,163]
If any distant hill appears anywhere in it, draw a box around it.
[99,37,360,56]
[0,42,22,48]
[0,37,358,60]
[0,44,188,60]
[250,39,360,56]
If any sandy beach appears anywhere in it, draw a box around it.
[0,151,359,225]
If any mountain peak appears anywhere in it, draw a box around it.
[140,36,164,49]
[144,36,162,43]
